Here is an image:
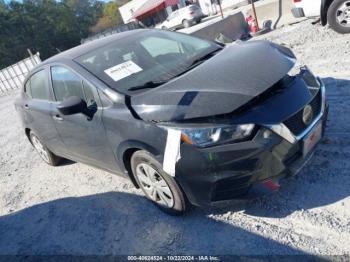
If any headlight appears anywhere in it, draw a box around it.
[288,65,320,88]
[162,124,255,147]
[299,66,320,88]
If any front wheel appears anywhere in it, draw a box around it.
[327,0,350,34]
[131,150,189,215]
[182,19,191,28]
[30,132,61,166]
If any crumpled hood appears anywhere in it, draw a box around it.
[131,40,295,122]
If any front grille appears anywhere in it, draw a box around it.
[283,90,321,135]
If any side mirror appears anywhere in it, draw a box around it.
[57,96,87,115]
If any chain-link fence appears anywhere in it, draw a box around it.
[0,53,41,95]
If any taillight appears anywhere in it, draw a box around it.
[189,11,194,15]
[293,0,302,2]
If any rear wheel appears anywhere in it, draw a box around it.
[30,132,61,166]
[131,150,188,215]
[327,0,350,34]
[182,19,191,28]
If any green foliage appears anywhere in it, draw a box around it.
[0,0,107,68]
[90,1,126,34]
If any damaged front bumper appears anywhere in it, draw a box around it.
[175,78,328,207]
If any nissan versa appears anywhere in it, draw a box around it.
[16,29,328,215]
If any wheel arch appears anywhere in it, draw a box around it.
[321,0,334,25]
[117,140,161,188]
[182,19,189,25]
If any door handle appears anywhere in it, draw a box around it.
[24,104,29,109]
[52,114,63,121]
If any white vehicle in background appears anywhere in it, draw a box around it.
[291,0,350,34]
[160,5,205,30]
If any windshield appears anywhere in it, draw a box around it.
[75,30,221,94]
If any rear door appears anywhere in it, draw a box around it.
[23,68,65,154]
[169,11,180,29]
[50,65,117,171]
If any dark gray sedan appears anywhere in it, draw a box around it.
[16,29,328,215]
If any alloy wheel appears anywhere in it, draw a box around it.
[136,163,174,208]
[31,135,50,163]
[336,1,350,27]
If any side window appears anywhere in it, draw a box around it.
[29,70,51,100]
[82,81,97,107]
[168,11,177,20]
[51,66,84,102]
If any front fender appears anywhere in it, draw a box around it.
[116,140,162,171]
[116,140,162,188]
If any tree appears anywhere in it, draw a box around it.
[0,0,104,68]
[90,1,125,34]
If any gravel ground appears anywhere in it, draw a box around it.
[0,20,350,256]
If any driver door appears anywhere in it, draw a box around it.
[50,65,117,172]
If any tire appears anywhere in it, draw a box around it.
[251,27,271,36]
[327,0,350,34]
[29,132,61,166]
[195,18,202,24]
[182,19,191,28]
[130,150,188,215]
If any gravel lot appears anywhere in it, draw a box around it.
[0,20,350,255]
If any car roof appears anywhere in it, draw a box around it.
[40,29,150,66]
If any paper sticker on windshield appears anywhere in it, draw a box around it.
[104,61,142,82]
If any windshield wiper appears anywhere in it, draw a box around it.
[173,48,223,78]
[128,80,168,91]
[128,48,222,91]
[189,48,222,67]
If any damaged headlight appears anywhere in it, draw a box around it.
[299,66,320,88]
[162,124,255,147]
[288,64,320,87]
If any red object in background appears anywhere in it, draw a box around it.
[262,179,281,191]
[132,0,179,21]
[245,15,259,33]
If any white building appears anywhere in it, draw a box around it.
[197,0,248,16]
[119,0,186,25]
[119,0,148,24]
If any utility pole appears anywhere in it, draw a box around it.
[251,0,260,31]
[217,0,223,19]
